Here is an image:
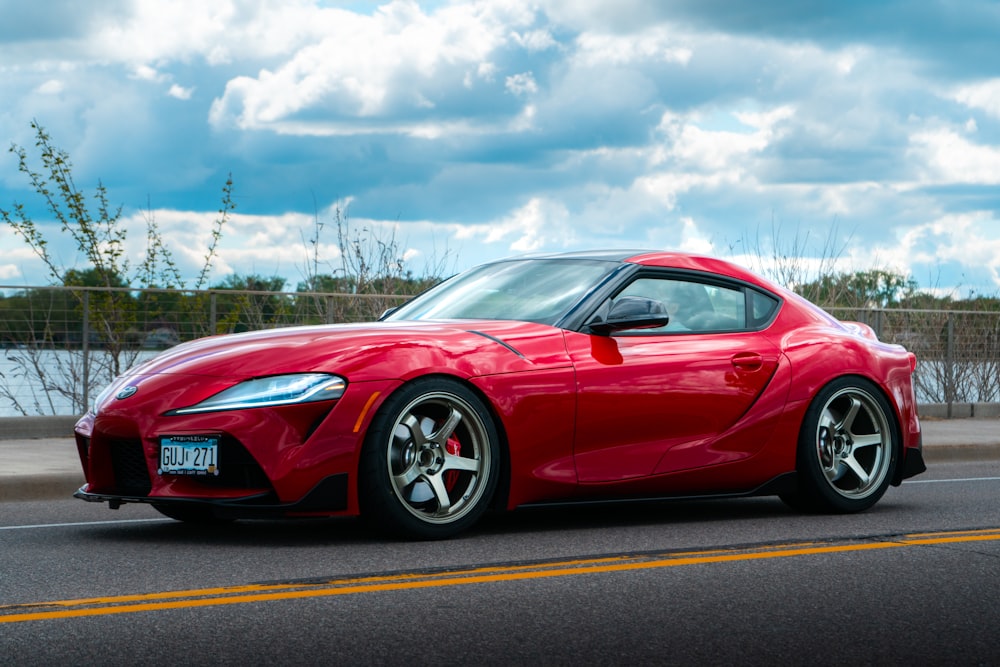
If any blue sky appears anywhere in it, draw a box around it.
[2,0,1000,295]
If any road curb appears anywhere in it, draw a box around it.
[1,473,85,503]
[0,416,79,439]
[921,445,1000,464]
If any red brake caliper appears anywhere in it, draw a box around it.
[444,435,462,491]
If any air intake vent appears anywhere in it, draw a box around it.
[192,437,271,490]
[109,439,152,496]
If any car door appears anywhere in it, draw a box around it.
[566,274,782,483]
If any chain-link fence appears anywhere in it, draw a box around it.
[0,285,410,416]
[829,307,1000,407]
[2,286,998,417]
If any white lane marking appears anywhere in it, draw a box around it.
[904,476,1000,484]
[0,518,170,531]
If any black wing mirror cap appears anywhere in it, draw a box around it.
[587,296,669,335]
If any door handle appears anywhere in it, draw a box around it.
[731,353,764,371]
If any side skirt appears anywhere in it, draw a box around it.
[516,472,799,510]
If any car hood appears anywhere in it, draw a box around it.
[124,319,573,382]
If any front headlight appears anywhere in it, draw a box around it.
[169,373,347,415]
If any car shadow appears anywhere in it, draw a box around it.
[77,495,796,544]
[478,496,795,536]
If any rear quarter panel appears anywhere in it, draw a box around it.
[766,318,921,454]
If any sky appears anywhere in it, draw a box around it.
[2,0,1000,296]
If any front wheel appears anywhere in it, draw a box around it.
[781,377,899,513]
[359,378,501,539]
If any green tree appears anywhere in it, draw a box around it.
[796,269,919,309]
[295,202,450,323]
[211,273,290,333]
[0,121,234,414]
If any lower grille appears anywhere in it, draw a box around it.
[195,438,271,489]
[103,436,270,495]
[109,439,152,496]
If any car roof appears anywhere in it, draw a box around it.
[510,249,649,262]
[501,249,777,290]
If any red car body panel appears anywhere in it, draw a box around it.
[567,330,785,481]
[74,251,924,525]
[76,320,580,511]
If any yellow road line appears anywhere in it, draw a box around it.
[3,528,998,624]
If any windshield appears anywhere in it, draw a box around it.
[385,259,619,325]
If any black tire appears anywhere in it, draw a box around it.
[152,503,232,524]
[781,377,899,513]
[359,378,500,539]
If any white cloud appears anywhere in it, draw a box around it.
[886,213,1000,289]
[106,208,315,285]
[36,80,64,95]
[512,29,558,52]
[574,28,692,66]
[209,1,532,130]
[733,106,795,131]
[456,197,574,253]
[670,125,770,171]
[909,129,1000,185]
[131,65,163,82]
[505,72,537,96]
[0,264,20,280]
[636,170,741,211]
[91,0,321,65]
[648,106,792,174]
[678,217,713,255]
[476,62,498,82]
[2,0,1000,298]
[953,78,1000,119]
[168,84,193,100]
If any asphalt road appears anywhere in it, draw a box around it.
[2,459,1000,665]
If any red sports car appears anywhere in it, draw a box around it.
[74,251,926,538]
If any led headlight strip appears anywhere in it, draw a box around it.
[169,373,347,415]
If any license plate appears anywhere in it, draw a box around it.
[159,436,220,476]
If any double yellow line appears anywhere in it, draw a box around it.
[4,528,999,624]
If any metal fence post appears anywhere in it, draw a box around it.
[81,290,90,415]
[210,292,218,334]
[946,314,954,418]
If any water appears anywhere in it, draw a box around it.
[0,348,158,417]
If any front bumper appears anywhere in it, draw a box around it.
[73,378,399,517]
[74,472,349,518]
[893,433,927,486]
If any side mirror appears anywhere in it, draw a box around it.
[587,296,670,335]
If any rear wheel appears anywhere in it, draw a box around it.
[359,378,500,539]
[781,377,899,513]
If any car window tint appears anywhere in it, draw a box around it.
[702,284,746,330]
[616,277,746,332]
[750,290,780,327]
[385,259,618,325]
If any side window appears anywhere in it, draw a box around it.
[750,289,780,327]
[615,277,747,332]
